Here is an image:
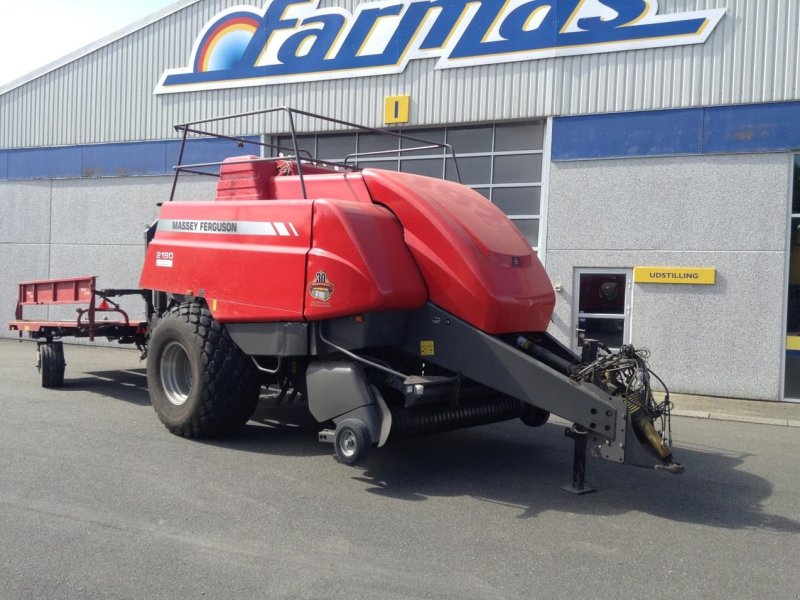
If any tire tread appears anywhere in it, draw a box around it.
[151,301,260,438]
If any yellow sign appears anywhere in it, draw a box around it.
[384,95,410,124]
[633,267,716,285]
[788,336,800,352]
[420,340,435,356]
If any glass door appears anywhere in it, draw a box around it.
[573,269,631,351]
[785,156,800,401]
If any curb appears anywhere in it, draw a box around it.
[672,409,800,427]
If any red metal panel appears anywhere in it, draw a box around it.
[362,170,555,334]
[215,156,276,201]
[17,276,95,305]
[304,200,427,320]
[215,157,373,204]
[270,173,373,204]
[139,200,313,322]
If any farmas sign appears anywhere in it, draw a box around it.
[155,0,726,94]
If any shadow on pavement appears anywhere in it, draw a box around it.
[200,399,333,458]
[60,369,150,406]
[350,423,800,533]
[44,369,800,533]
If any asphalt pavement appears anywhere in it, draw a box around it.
[1,339,799,600]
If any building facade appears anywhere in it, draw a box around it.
[1,0,798,401]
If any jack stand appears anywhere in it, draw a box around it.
[562,426,597,495]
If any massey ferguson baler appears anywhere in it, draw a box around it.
[10,107,683,491]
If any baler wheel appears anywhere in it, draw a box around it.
[147,301,261,438]
[520,404,550,428]
[38,342,65,388]
[334,419,371,465]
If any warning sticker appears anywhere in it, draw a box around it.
[420,340,435,357]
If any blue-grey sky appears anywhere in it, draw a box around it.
[0,0,178,86]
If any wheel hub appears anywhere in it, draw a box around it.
[338,430,357,458]
[160,341,193,406]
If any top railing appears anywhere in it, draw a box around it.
[169,106,461,202]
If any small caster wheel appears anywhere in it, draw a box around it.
[334,419,371,465]
[520,404,550,427]
[38,342,65,388]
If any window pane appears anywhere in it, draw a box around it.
[401,128,445,156]
[317,134,357,160]
[577,317,625,350]
[276,135,314,158]
[445,156,491,185]
[788,217,800,333]
[579,274,626,315]
[472,188,490,200]
[492,187,541,216]
[495,122,544,151]
[793,156,800,215]
[510,218,539,246]
[447,126,493,154]
[493,154,542,184]
[400,158,443,178]
[358,132,400,155]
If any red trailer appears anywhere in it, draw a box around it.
[9,276,148,386]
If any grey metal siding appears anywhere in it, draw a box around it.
[1,0,799,148]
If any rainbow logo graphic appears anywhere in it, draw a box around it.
[192,10,261,73]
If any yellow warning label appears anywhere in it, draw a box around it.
[384,95,410,124]
[788,336,800,351]
[633,267,716,285]
[420,340,435,356]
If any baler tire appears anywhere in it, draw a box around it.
[520,404,550,428]
[334,419,371,465]
[147,301,261,438]
[38,342,65,388]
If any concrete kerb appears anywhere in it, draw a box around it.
[671,409,800,427]
[662,392,800,428]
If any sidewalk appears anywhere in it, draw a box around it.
[661,392,800,427]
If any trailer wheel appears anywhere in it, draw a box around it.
[38,342,65,388]
[334,419,371,465]
[520,404,550,428]
[147,301,261,438]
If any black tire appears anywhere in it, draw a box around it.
[334,419,371,465]
[38,342,65,388]
[520,404,550,428]
[147,300,261,438]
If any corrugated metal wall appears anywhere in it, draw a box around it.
[1,0,799,149]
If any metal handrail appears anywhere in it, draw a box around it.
[168,106,461,202]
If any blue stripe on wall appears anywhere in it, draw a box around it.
[8,146,82,179]
[553,101,800,161]
[82,141,167,177]
[703,102,800,154]
[0,136,261,181]
[552,109,703,160]
[164,137,259,172]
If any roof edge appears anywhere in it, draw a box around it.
[0,0,201,96]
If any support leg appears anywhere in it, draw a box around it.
[562,426,597,495]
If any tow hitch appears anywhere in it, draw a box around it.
[571,341,685,476]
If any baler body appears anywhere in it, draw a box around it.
[140,160,555,334]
